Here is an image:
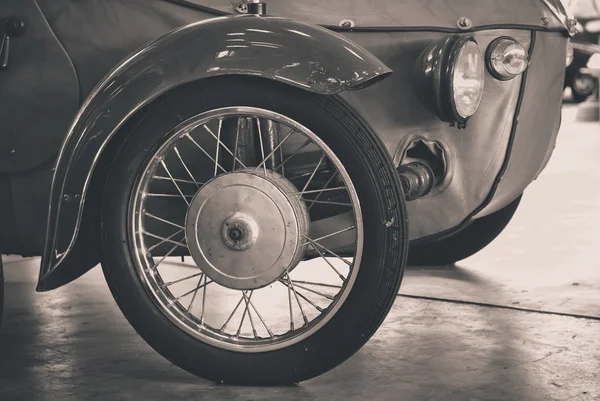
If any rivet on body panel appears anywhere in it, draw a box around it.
[457,17,472,30]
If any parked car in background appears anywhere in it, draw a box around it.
[566,0,600,101]
[566,41,600,101]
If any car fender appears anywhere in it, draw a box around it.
[37,14,391,290]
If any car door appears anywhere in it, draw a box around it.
[0,0,79,174]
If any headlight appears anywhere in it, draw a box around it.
[450,40,485,120]
[486,37,529,80]
[413,35,485,127]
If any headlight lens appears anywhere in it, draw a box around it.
[486,37,529,80]
[413,35,485,126]
[451,39,485,120]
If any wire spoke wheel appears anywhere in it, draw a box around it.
[132,107,363,351]
[101,78,407,384]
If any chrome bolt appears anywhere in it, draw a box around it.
[541,16,550,25]
[339,19,355,28]
[228,227,244,241]
[457,17,472,29]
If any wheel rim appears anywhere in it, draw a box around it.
[130,107,363,352]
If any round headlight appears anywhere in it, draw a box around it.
[451,40,485,120]
[486,37,529,80]
[413,35,485,126]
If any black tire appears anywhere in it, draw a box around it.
[570,73,596,103]
[408,195,522,266]
[100,76,408,385]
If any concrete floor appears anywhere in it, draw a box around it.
[1,104,599,400]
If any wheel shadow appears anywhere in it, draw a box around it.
[404,263,486,285]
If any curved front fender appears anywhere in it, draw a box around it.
[37,14,391,290]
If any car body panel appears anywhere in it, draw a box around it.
[0,0,568,289]
[195,0,567,31]
[0,0,79,174]
[338,29,531,239]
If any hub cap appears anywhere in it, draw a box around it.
[185,169,309,290]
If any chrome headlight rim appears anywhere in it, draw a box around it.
[485,36,530,81]
[441,35,484,124]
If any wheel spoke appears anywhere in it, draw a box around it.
[221,295,245,332]
[301,225,356,247]
[187,273,205,312]
[144,230,187,250]
[214,119,223,177]
[203,123,247,169]
[173,146,201,189]
[147,229,184,252]
[285,273,308,325]
[232,119,241,170]
[274,139,311,173]
[172,278,213,303]
[146,193,194,199]
[186,133,228,174]
[246,295,274,337]
[256,118,267,175]
[278,279,325,312]
[254,129,296,172]
[160,160,190,206]
[287,274,294,331]
[163,272,203,287]
[301,198,352,207]
[308,171,338,211]
[235,291,254,337]
[303,236,348,280]
[290,186,346,196]
[153,176,200,185]
[144,212,185,230]
[242,291,258,338]
[279,124,286,178]
[308,239,353,268]
[200,274,208,325]
[290,281,335,300]
[301,153,326,193]
[293,280,342,290]
[149,240,184,270]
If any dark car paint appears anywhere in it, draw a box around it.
[0,0,568,291]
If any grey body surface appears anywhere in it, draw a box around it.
[0,0,567,290]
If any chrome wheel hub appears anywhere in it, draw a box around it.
[185,169,309,290]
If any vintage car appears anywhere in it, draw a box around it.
[0,0,574,385]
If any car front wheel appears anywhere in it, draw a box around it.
[100,77,408,385]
